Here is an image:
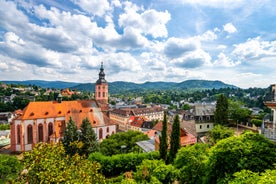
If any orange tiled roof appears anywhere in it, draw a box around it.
[129,116,146,128]
[17,100,114,128]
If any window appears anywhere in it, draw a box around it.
[107,127,109,133]
[17,125,20,144]
[98,86,100,90]
[38,124,43,142]
[207,124,210,128]
[199,125,202,129]
[99,128,103,139]
[98,92,101,98]
[48,123,53,136]
[103,92,105,97]
[27,125,33,144]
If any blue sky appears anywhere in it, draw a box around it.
[0,0,276,88]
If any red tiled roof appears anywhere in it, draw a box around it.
[17,100,114,128]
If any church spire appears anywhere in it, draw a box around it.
[96,62,107,84]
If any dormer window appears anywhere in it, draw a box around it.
[30,112,34,116]
[79,110,82,113]
[67,110,70,113]
[45,112,49,115]
[58,111,62,114]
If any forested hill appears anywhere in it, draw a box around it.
[72,80,237,94]
[1,79,237,93]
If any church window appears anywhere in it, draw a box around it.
[48,123,53,136]
[99,128,103,139]
[17,125,20,144]
[107,127,109,133]
[38,124,43,142]
[27,125,33,144]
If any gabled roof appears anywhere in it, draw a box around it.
[16,100,115,128]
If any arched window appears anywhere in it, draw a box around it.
[99,128,103,139]
[17,125,20,144]
[103,92,105,97]
[98,92,101,98]
[38,124,43,142]
[48,123,53,136]
[27,125,33,144]
[106,127,109,133]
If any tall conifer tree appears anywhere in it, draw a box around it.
[168,114,181,164]
[79,118,99,156]
[214,94,229,125]
[159,113,168,162]
[62,117,78,156]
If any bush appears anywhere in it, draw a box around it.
[88,151,159,177]
[0,154,22,183]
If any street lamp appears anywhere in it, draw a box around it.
[77,129,82,141]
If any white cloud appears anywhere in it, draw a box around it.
[232,37,276,61]
[71,0,110,17]
[119,2,170,38]
[213,53,240,67]
[223,23,237,34]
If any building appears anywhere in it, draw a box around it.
[109,106,164,131]
[95,62,108,104]
[10,63,116,152]
[181,104,215,137]
[264,84,276,141]
[154,121,197,150]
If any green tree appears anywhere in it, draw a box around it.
[229,168,276,184]
[159,113,168,162]
[205,132,276,183]
[0,154,22,183]
[99,130,149,156]
[168,114,180,164]
[174,143,209,184]
[251,118,263,127]
[228,100,252,123]
[134,159,179,184]
[12,96,30,110]
[206,124,234,146]
[62,117,79,156]
[79,118,99,156]
[214,94,229,125]
[18,143,105,183]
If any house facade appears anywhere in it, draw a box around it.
[109,106,164,131]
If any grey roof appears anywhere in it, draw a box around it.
[136,139,155,153]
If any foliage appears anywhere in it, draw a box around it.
[134,159,179,184]
[228,100,252,123]
[251,118,263,127]
[79,118,99,156]
[99,130,149,156]
[206,124,234,146]
[12,96,30,110]
[159,113,168,162]
[174,143,209,184]
[0,154,22,183]
[0,123,10,130]
[229,168,276,184]
[214,94,229,125]
[88,151,160,177]
[17,143,106,183]
[62,117,79,156]
[205,132,276,183]
[168,114,180,164]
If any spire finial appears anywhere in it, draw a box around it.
[101,62,103,70]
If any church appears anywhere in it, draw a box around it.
[10,63,116,152]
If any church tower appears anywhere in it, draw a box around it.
[95,62,108,104]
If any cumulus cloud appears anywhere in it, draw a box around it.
[71,0,110,17]
[164,37,199,59]
[232,37,276,61]
[170,49,211,68]
[223,23,237,34]
[119,2,171,38]
[213,53,240,67]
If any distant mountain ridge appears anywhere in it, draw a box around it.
[1,79,237,93]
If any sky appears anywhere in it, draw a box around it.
[0,0,276,89]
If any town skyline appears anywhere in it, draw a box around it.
[0,0,276,88]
